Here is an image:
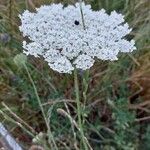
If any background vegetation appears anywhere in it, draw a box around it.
[0,0,150,149]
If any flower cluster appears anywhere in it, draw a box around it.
[19,2,136,73]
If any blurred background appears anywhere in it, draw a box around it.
[0,0,150,149]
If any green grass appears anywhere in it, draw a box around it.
[0,0,150,149]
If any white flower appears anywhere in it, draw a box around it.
[73,54,95,70]
[23,41,43,57]
[19,2,136,73]
[48,56,74,74]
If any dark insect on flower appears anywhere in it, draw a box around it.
[74,20,79,25]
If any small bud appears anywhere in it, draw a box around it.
[14,53,27,68]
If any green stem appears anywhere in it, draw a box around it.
[79,0,86,30]
[83,70,90,109]
[24,64,58,150]
[74,68,88,150]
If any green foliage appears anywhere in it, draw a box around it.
[141,126,150,150]
[111,98,137,149]
[91,0,125,12]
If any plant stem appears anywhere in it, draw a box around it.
[79,0,86,30]
[83,70,90,109]
[74,68,88,150]
[24,63,58,150]
[0,109,35,138]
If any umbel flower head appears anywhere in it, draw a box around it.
[19,2,136,73]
